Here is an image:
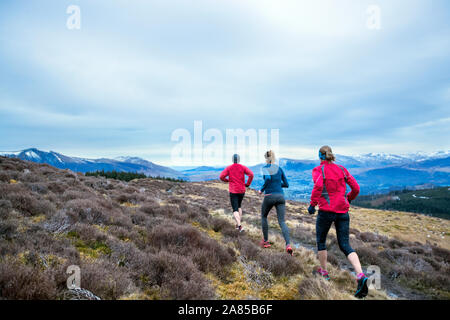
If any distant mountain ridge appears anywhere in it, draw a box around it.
[0,148,185,180]
[1,148,449,198]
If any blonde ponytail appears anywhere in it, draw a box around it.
[264,150,276,164]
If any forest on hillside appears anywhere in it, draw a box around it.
[352,187,450,219]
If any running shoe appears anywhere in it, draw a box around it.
[286,244,293,255]
[354,276,369,299]
[312,267,330,281]
[260,239,271,248]
[238,225,244,232]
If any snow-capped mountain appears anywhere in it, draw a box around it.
[0,148,186,179]
[337,151,450,168]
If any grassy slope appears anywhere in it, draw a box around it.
[0,157,449,300]
[191,182,450,299]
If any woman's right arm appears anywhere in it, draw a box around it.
[260,174,270,192]
[281,169,289,188]
[219,167,229,182]
[260,167,271,192]
[310,167,323,207]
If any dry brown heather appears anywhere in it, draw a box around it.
[0,157,449,300]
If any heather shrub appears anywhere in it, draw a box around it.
[0,170,19,182]
[45,192,60,205]
[357,232,380,242]
[69,223,107,243]
[150,204,181,219]
[431,246,450,262]
[47,181,69,194]
[115,192,145,204]
[43,210,71,233]
[166,197,188,208]
[0,172,9,182]
[0,239,20,257]
[139,201,161,216]
[19,172,41,183]
[257,251,303,277]
[349,227,360,236]
[211,216,238,238]
[0,261,58,299]
[193,215,211,228]
[38,165,57,176]
[65,199,104,223]
[25,182,49,194]
[80,260,134,299]
[22,230,78,261]
[423,256,443,271]
[235,238,260,261]
[408,246,426,255]
[387,238,405,249]
[190,204,209,218]
[0,199,12,219]
[354,245,383,266]
[148,223,235,274]
[292,225,315,245]
[7,192,55,217]
[61,189,94,201]
[298,277,335,300]
[326,251,340,266]
[107,239,144,269]
[0,220,18,240]
[144,251,216,299]
[211,217,230,232]
[108,225,137,243]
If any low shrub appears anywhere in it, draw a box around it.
[0,261,58,299]
[387,238,406,249]
[148,223,235,274]
[7,192,55,217]
[0,220,18,240]
[431,246,450,263]
[0,199,12,219]
[257,251,303,277]
[79,260,134,299]
[235,238,260,261]
[298,278,335,300]
[144,251,216,299]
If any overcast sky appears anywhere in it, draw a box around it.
[0,0,449,165]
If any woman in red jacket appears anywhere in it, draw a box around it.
[308,146,369,298]
[220,154,254,232]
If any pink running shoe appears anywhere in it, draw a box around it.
[286,244,293,255]
[260,239,271,248]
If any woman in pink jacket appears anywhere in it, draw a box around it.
[308,146,369,298]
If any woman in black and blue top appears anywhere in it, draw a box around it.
[258,150,293,255]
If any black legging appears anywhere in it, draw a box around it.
[261,193,290,245]
[316,210,354,256]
